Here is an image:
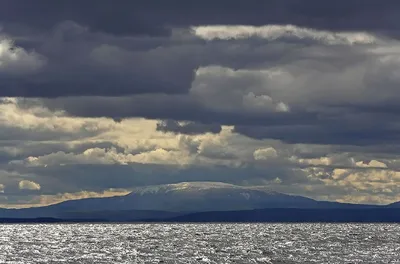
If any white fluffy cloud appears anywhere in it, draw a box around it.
[356,160,388,168]
[192,25,378,45]
[13,147,194,167]
[19,180,41,191]
[0,97,115,140]
[253,147,278,160]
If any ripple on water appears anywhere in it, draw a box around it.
[0,223,399,263]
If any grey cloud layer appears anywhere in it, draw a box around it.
[2,19,400,146]
[3,0,400,36]
[2,1,400,206]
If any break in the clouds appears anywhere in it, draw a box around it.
[1,1,400,207]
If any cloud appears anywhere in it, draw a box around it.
[0,38,45,74]
[3,0,400,37]
[0,184,4,193]
[2,95,400,206]
[0,97,115,141]
[18,180,41,190]
[254,147,278,160]
[192,25,377,44]
[191,66,292,115]
[0,2,400,207]
[0,188,131,208]
[10,147,193,167]
[356,160,388,168]
[156,120,222,135]
[19,23,396,147]
[0,18,393,99]
[0,23,197,97]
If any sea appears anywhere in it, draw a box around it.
[0,223,399,263]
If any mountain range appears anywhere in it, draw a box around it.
[1,182,399,222]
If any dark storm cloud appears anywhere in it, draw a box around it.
[156,120,222,135]
[41,95,320,128]
[233,120,400,146]
[1,0,400,147]
[0,23,198,97]
[1,24,355,98]
[2,0,400,36]
[0,9,380,99]
[0,0,171,37]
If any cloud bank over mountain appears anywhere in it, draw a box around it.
[1,0,400,207]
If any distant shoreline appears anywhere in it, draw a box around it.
[2,208,400,223]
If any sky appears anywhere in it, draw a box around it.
[1,0,400,207]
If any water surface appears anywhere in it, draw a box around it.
[0,223,399,263]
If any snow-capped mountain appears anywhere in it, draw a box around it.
[122,181,317,211]
[0,182,377,220]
